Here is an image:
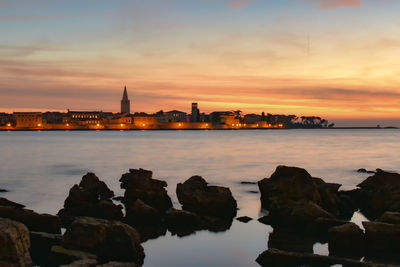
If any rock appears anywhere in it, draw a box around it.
[46,245,98,267]
[0,206,61,234]
[30,231,62,266]
[0,197,25,208]
[256,248,372,267]
[328,223,364,258]
[268,228,316,253]
[367,171,376,174]
[166,209,203,236]
[0,218,32,267]
[363,221,400,261]
[357,171,400,219]
[247,190,258,194]
[125,199,162,226]
[58,173,122,227]
[60,258,98,266]
[97,262,140,267]
[176,176,237,218]
[308,217,349,240]
[132,223,167,242]
[357,168,367,173]
[376,212,400,224]
[120,168,172,212]
[62,217,145,265]
[201,216,233,233]
[240,181,257,185]
[0,188,8,193]
[236,216,252,223]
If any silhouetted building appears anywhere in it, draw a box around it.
[0,113,13,126]
[13,112,43,128]
[191,103,200,122]
[243,114,261,124]
[42,112,66,124]
[121,86,130,114]
[166,110,187,122]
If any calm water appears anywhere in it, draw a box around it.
[1,129,399,266]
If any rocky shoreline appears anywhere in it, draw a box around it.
[1,166,399,266]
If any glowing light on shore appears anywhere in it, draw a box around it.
[37,123,41,127]
[120,123,124,127]
[96,123,100,127]
[7,123,11,127]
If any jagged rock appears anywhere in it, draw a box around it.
[47,245,98,267]
[62,217,144,265]
[236,216,252,223]
[166,209,203,236]
[356,171,400,219]
[0,206,60,234]
[256,248,374,267]
[125,199,162,225]
[120,168,172,212]
[0,197,25,208]
[176,176,237,218]
[363,221,400,261]
[0,218,32,267]
[58,173,122,227]
[376,212,400,224]
[328,223,364,258]
[30,231,62,266]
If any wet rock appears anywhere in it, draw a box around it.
[236,216,252,223]
[363,221,400,261]
[328,223,364,258]
[0,188,8,193]
[176,175,237,218]
[240,181,257,185]
[125,199,162,226]
[0,218,32,267]
[357,168,367,173]
[60,258,98,266]
[202,216,234,233]
[62,217,144,265]
[0,197,25,208]
[308,217,348,240]
[58,173,122,227]
[46,245,98,267]
[0,205,61,234]
[247,190,259,194]
[30,231,62,266]
[166,209,203,237]
[376,212,400,224]
[357,171,400,219]
[120,168,172,212]
[268,228,316,253]
[133,223,167,242]
[256,248,371,267]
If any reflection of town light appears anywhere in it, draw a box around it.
[7,123,11,127]
[37,123,41,127]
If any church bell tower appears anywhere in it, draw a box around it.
[121,86,130,114]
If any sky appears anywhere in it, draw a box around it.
[1,0,400,126]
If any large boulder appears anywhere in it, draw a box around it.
[0,218,32,267]
[363,221,400,261]
[62,217,145,265]
[176,176,237,218]
[0,205,61,234]
[58,173,123,227]
[30,231,62,266]
[166,208,203,237]
[120,168,172,212]
[357,171,400,219]
[328,223,364,258]
[308,217,349,241]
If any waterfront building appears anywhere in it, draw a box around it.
[64,110,103,126]
[243,114,262,124]
[42,112,66,124]
[13,112,43,128]
[191,103,200,122]
[133,114,158,128]
[121,86,130,114]
[166,110,187,122]
[0,113,14,126]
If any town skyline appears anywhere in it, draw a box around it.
[1,0,400,127]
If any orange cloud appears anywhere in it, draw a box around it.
[315,0,361,9]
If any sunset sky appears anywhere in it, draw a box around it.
[1,0,400,126]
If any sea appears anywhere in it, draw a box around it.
[1,129,399,266]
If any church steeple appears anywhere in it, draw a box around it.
[121,86,130,114]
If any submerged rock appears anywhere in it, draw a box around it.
[0,205,61,234]
[58,173,123,227]
[120,168,172,212]
[328,223,364,258]
[46,245,98,267]
[236,216,253,223]
[62,217,145,265]
[0,188,8,193]
[176,175,237,218]
[0,218,32,267]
